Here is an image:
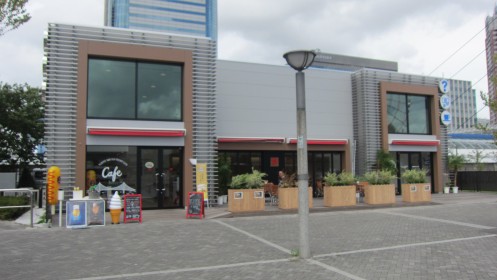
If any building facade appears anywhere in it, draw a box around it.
[447,79,477,132]
[352,70,445,193]
[104,0,217,40]
[313,52,398,72]
[216,60,354,187]
[43,24,216,208]
[486,6,497,124]
[43,23,452,209]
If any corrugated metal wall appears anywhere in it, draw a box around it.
[43,24,218,199]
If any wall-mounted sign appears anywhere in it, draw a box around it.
[440,94,451,109]
[441,110,452,126]
[439,79,449,94]
[270,157,279,167]
[144,162,154,169]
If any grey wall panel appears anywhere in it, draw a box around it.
[216,60,353,141]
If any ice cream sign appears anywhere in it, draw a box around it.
[98,158,128,183]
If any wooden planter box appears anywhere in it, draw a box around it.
[228,189,265,213]
[323,185,356,207]
[278,187,313,210]
[364,184,396,205]
[401,184,432,202]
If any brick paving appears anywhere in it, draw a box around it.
[1,192,497,279]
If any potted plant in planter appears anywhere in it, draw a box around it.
[448,153,465,194]
[227,169,266,213]
[278,173,313,210]
[323,171,357,207]
[362,170,396,205]
[400,169,431,202]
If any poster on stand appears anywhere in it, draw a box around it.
[66,200,87,228]
[87,199,105,226]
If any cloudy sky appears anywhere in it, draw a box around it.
[0,0,493,118]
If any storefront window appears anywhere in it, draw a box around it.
[85,146,137,192]
[87,58,182,121]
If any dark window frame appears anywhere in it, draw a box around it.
[387,92,431,135]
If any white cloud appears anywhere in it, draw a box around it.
[0,0,493,118]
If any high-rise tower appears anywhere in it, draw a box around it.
[485,5,497,124]
[105,0,217,40]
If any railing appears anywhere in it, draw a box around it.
[0,188,38,228]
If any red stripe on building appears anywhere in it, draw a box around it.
[287,139,348,145]
[217,137,285,143]
[88,128,185,137]
[390,140,439,146]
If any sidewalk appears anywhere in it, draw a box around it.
[2,191,497,280]
[7,191,497,229]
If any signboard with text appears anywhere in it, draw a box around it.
[186,192,204,219]
[124,194,142,223]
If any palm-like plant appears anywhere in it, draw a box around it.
[448,153,465,187]
[375,150,397,175]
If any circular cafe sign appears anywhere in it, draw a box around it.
[144,161,154,169]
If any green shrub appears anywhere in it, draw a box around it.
[0,196,30,220]
[362,170,396,185]
[324,171,356,186]
[230,169,267,189]
[230,173,249,189]
[401,169,428,184]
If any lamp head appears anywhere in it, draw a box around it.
[283,50,317,71]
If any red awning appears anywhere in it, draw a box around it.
[287,138,348,145]
[390,140,439,146]
[217,137,285,143]
[87,128,186,137]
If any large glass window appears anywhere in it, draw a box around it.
[137,63,182,120]
[88,58,182,121]
[88,60,136,119]
[387,93,430,134]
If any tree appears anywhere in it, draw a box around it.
[375,149,397,175]
[0,0,31,36]
[0,83,44,167]
[467,149,487,172]
[448,152,465,188]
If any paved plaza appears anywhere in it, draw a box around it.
[1,192,497,279]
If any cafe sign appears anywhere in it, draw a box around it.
[98,158,128,183]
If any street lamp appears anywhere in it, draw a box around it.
[283,50,316,259]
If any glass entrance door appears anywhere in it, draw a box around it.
[139,147,182,209]
[396,152,432,194]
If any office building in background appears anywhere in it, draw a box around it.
[105,0,217,40]
[486,5,497,124]
[447,79,477,132]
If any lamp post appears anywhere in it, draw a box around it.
[283,50,316,259]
